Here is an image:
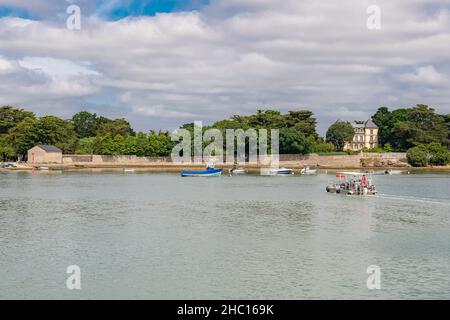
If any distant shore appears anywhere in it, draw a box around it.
[2,162,450,173]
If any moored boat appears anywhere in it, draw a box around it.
[300,166,317,175]
[269,168,293,175]
[386,169,403,175]
[229,168,247,175]
[181,166,223,177]
[0,163,17,169]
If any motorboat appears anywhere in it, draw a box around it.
[386,169,403,175]
[181,166,223,177]
[0,163,17,168]
[269,168,294,175]
[300,167,317,175]
[326,172,377,196]
[370,169,404,176]
[229,168,247,175]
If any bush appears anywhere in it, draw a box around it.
[427,143,450,166]
[383,143,393,152]
[407,145,429,167]
[406,143,450,167]
[311,142,335,153]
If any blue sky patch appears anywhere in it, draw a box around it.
[0,6,34,19]
[97,0,209,20]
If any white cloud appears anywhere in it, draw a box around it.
[0,55,17,74]
[18,57,99,77]
[398,65,448,86]
[0,0,449,134]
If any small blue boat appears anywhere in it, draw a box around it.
[181,166,223,177]
[269,168,293,175]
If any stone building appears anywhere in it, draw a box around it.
[344,120,379,151]
[27,145,63,164]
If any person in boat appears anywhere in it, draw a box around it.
[362,174,367,188]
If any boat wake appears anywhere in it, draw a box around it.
[377,194,450,206]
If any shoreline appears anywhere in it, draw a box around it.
[2,163,450,173]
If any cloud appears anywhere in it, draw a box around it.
[0,0,449,135]
[398,65,448,86]
[0,55,17,74]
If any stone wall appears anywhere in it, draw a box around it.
[62,153,407,168]
[63,154,171,164]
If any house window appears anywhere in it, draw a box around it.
[370,129,373,135]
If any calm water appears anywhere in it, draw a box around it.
[1,170,449,299]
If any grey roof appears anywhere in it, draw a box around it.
[365,119,378,128]
[351,122,365,128]
[351,119,378,129]
[37,145,62,153]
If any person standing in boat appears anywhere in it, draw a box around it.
[362,174,367,188]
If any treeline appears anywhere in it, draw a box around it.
[372,104,450,151]
[200,110,333,154]
[372,104,450,166]
[0,107,333,161]
[0,107,174,160]
[1,104,449,167]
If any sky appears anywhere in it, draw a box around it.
[0,0,449,135]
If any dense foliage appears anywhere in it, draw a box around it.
[2,107,324,160]
[406,143,450,167]
[0,106,172,161]
[325,120,355,151]
[1,104,449,163]
[209,109,322,155]
[372,105,449,151]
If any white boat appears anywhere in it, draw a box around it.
[326,172,377,196]
[370,169,404,175]
[269,168,294,175]
[229,168,247,175]
[124,168,136,173]
[386,169,403,175]
[300,167,317,175]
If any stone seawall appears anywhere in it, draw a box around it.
[63,155,171,164]
[62,153,408,168]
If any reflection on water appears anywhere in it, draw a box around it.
[0,171,449,299]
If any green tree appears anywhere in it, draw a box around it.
[372,107,392,147]
[0,135,15,161]
[326,120,354,151]
[97,118,135,138]
[36,116,78,153]
[372,105,448,151]
[285,110,317,137]
[427,143,450,166]
[7,117,40,156]
[407,145,429,167]
[444,114,450,148]
[279,128,311,154]
[383,143,392,152]
[0,106,35,134]
[72,111,103,138]
[406,143,450,167]
[76,137,97,155]
[249,109,286,128]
